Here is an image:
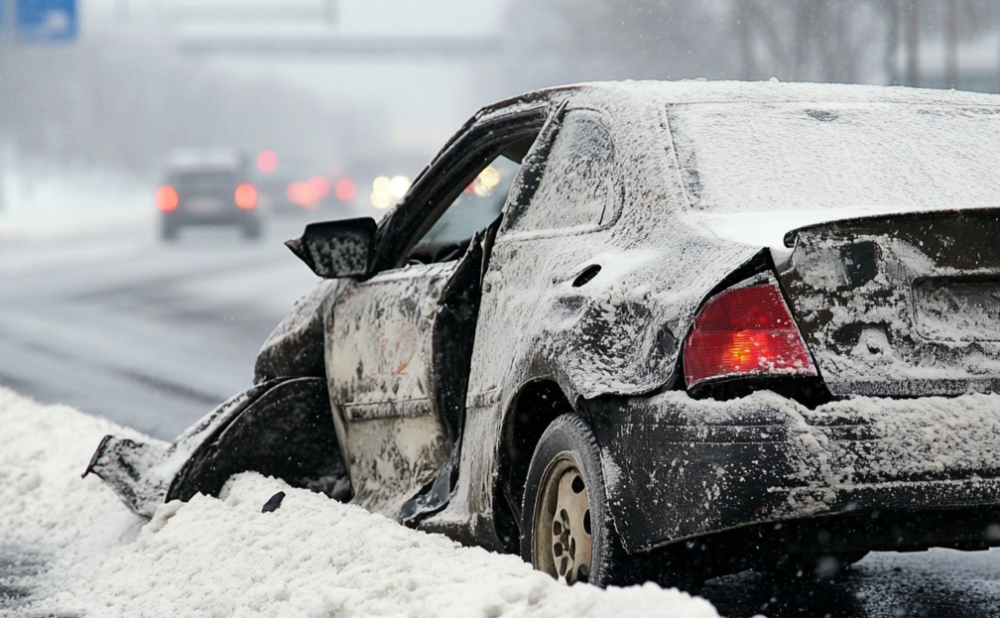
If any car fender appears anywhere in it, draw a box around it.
[85,376,348,517]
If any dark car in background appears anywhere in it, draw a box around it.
[156,149,263,241]
[91,81,1000,589]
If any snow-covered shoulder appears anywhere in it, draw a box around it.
[0,387,720,618]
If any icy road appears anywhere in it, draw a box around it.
[2,201,1000,617]
[0,214,318,439]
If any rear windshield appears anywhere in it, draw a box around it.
[170,170,239,191]
[667,102,1000,214]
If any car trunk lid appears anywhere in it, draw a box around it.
[777,207,1000,397]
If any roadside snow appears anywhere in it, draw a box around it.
[0,387,722,618]
[0,169,153,242]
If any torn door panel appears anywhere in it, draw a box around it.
[327,261,457,517]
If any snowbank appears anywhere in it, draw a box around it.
[0,169,153,243]
[0,387,722,618]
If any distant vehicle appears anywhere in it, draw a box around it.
[91,82,1000,589]
[156,149,262,241]
[257,166,356,218]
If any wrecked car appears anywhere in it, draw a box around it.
[87,81,1000,587]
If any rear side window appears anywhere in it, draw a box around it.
[171,171,239,191]
[503,111,617,234]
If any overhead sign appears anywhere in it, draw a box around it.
[15,0,77,42]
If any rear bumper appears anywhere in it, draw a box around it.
[582,390,1000,553]
[164,209,258,227]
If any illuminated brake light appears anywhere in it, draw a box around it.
[234,183,258,209]
[257,150,278,174]
[155,185,178,212]
[308,176,330,198]
[683,283,816,389]
[334,177,356,201]
[286,182,316,209]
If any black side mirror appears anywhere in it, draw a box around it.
[285,217,377,278]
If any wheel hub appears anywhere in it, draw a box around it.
[535,458,593,584]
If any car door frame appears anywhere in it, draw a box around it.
[368,105,553,273]
[327,102,555,519]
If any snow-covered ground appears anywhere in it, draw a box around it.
[0,168,154,243]
[0,387,722,618]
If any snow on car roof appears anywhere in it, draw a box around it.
[485,80,1000,249]
[0,387,719,618]
[547,79,1000,106]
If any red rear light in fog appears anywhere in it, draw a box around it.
[308,176,330,197]
[335,177,356,201]
[155,185,178,212]
[234,183,258,209]
[683,283,816,389]
[257,150,278,174]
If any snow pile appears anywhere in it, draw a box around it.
[0,169,153,242]
[0,387,722,618]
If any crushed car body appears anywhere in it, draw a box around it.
[87,80,1000,587]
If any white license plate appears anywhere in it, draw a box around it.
[185,198,225,214]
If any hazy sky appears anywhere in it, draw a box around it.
[80,0,509,157]
[84,0,505,37]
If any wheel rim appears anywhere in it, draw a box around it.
[532,454,593,584]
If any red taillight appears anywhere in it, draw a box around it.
[334,177,356,201]
[308,175,330,198]
[257,150,278,174]
[683,283,816,389]
[234,183,258,209]
[286,182,316,209]
[155,185,178,212]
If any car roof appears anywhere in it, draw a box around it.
[478,79,1000,122]
[166,148,246,173]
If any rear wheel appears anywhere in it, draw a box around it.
[161,221,179,241]
[241,219,262,241]
[521,414,624,586]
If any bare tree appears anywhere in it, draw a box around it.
[731,0,884,83]
[880,0,902,85]
[905,0,920,86]
[501,0,735,94]
[0,37,376,177]
[945,0,958,88]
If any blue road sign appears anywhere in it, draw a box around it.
[16,0,76,42]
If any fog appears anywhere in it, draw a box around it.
[3,0,1000,219]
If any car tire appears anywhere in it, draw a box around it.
[161,222,179,241]
[520,413,627,586]
[241,220,262,241]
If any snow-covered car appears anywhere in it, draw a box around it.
[87,81,1000,587]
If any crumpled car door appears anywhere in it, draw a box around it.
[326,260,458,518]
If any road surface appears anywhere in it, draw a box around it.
[0,215,319,438]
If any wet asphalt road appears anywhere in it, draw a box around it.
[701,548,1000,617]
[2,215,1000,617]
[0,215,319,439]
[0,549,42,614]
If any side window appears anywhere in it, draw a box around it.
[405,152,525,264]
[502,111,617,234]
